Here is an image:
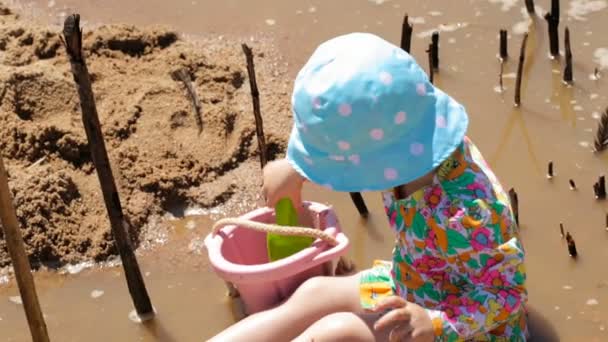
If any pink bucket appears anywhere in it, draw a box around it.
[204,201,350,315]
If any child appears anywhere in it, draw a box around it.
[209,32,527,342]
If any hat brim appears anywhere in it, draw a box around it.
[286,87,468,192]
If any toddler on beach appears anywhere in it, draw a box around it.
[210,32,527,342]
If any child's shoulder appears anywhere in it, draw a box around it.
[439,136,509,201]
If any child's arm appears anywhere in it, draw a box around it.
[426,237,526,340]
[262,158,306,208]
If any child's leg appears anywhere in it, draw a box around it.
[292,312,391,342]
[207,272,363,342]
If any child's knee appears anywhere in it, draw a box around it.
[285,273,361,315]
[293,276,332,298]
[298,313,374,342]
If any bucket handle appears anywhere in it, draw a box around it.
[211,218,339,246]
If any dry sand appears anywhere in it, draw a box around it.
[0,3,292,268]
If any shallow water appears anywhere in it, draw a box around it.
[2,0,608,341]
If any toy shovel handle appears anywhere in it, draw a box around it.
[211,218,339,246]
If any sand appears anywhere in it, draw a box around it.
[0,4,292,268]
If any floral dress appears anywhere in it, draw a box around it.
[359,137,528,341]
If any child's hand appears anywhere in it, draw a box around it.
[262,158,305,208]
[371,296,435,342]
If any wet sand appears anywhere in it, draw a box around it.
[2,0,608,341]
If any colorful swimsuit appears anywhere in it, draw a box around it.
[360,137,528,341]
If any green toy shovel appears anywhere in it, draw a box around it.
[267,198,314,262]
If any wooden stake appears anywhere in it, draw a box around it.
[547,161,554,179]
[566,232,577,258]
[499,62,504,92]
[544,0,560,58]
[349,192,369,217]
[400,14,413,54]
[171,68,203,134]
[594,107,608,152]
[569,179,576,190]
[563,27,573,84]
[241,44,268,169]
[499,29,508,60]
[598,176,606,199]
[525,0,536,15]
[551,0,560,21]
[508,188,519,225]
[0,158,50,342]
[431,32,439,70]
[62,14,154,318]
[426,44,434,84]
[514,33,528,107]
[559,223,564,238]
[594,182,600,198]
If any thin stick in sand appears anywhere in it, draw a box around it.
[544,0,560,58]
[62,14,154,318]
[0,157,50,342]
[559,222,565,238]
[171,68,204,134]
[569,179,576,190]
[241,44,268,169]
[401,14,413,53]
[563,27,573,84]
[514,33,528,107]
[547,161,554,179]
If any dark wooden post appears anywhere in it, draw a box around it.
[508,188,519,225]
[431,32,439,70]
[61,14,154,318]
[514,33,529,107]
[349,192,368,217]
[565,232,577,258]
[400,14,413,53]
[426,44,434,84]
[563,27,573,84]
[499,29,508,60]
[0,157,50,342]
[544,0,560,58]
[525,0,536,15]
[594,108,608,152]
[596,176,607,200]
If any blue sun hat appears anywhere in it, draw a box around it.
[286,32,469,192]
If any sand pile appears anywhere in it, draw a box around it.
[0,4,292,267]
